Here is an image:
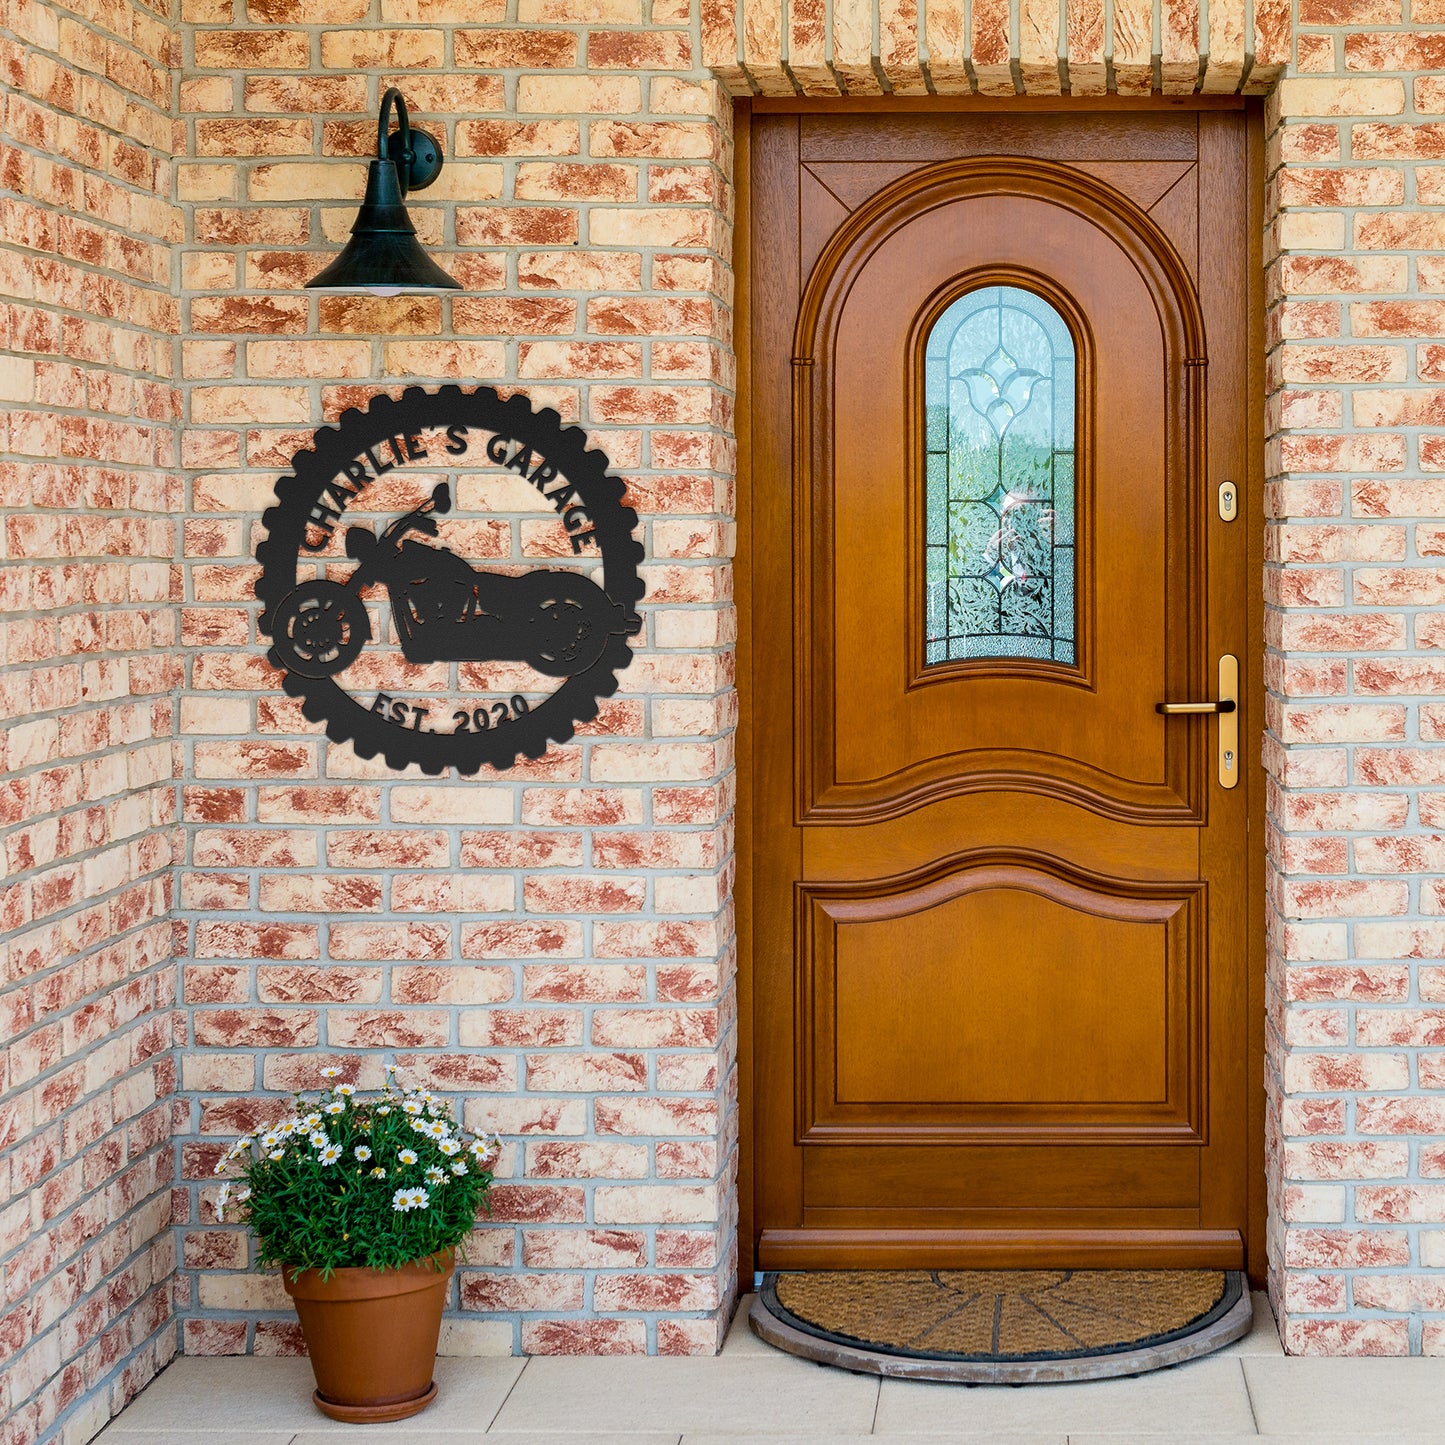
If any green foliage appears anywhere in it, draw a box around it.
[213,1068,500,1277]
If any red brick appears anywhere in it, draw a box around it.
[521,1319,646,1354]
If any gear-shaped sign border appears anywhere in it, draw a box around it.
[255,385,644,776]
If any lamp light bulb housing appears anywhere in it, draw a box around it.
[305,87,460,296]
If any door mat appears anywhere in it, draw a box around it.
[750,1269,1251,1383]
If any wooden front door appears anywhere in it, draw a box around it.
[746,107,1261,1272]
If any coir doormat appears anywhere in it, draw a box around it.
[750,1269,1251,1383]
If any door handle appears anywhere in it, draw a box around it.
[1155,699,1236,715]
[1155,655,1239,789]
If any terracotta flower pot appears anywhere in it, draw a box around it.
[282,1250,453,1423]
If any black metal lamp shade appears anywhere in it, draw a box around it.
[306,88,460,295]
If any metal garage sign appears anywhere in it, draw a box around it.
[255,385,643,775]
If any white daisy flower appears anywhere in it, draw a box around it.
[321,1067,341,1079]
[376,1105,392,1116]
[212,1159,227,1177]
[392,1187,427,1212]
[370,1166,387,1179]
[235,1187,250,1203]
[268,1149,284,1161]
[354,1145,372,1162]
[424,1120,448,1140]
[309,1131,329,1149]
[409,1118,429,1134]
[450,1161,468,1176]
[324,1100,344,1116]
[259,1132,280,1150]
[425,1166,445,1185]
[469,1134,501,1162]
[278,1120,298,1135]
[302,1113,322,1130]
[335,1083,356,1097]
[398,1148,418,1166]
[319,1144,342,1165]
[386,1063,399,1074]
[438,1139,461,1156]
[402,1100,423,1116]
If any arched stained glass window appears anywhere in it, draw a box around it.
[924,285,1077,666]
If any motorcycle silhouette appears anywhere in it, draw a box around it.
[268,483,635,680]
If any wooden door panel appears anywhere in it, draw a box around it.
[835,899,1171,1106]
[802,793,1198,882]
[798,113,1199,164]
[1147,169,1201,279]
[750,108,1256,1273]
[800,860,1203,1143]
[804,1145,1201,1212]
[797,162,1209,828]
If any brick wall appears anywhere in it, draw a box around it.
[1265,7,1445,1357]
[0,0,183,1440]
[20,2,1445,1436]
[171,0,740,1360]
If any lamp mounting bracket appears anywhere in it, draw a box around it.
[385,125,442,194]
[378,86,443,195]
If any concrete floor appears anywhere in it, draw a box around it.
[96,1293,1445,1442]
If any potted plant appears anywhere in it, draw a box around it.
[214,1066,500,1423]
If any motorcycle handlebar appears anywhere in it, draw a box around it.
[372,484,452,548]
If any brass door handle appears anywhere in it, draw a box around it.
[1155,655,1239,789]
[1155,699,1236,714]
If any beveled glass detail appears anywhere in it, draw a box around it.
[924,285,1077,666]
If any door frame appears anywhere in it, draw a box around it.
[734,95,1268,1286]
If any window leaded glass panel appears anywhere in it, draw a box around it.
[924,285,1077,666]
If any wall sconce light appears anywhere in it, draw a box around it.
[306,87,460,296]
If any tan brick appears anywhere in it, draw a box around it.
[1282,256,1407,294]
[319,30,444,69]
[1346,31,1445,69]
[518,76,641,115]
[589,30,693,69]
[382,340,506,378]
[515,163,637,203]
[590,121,719,160]
[1280,345,1406,384]
[190,385,310,424]
[195,118,311,157]
[193,30,311,69]
[455,28,577,68]
[1352,390,1445,428]
[1277,78,1405,117]
[386,0,512,14]
[178,165,238,202]
[455,207,579,247]
[1353,124,1445,159]
[244,75,368,113]
[1281,168,1403,209]
[1346,210,1445,251]
[247,340,372,379]
[454,120,579,157]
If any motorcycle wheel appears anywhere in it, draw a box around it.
[532,596,607,677]
[269,581,369,678]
